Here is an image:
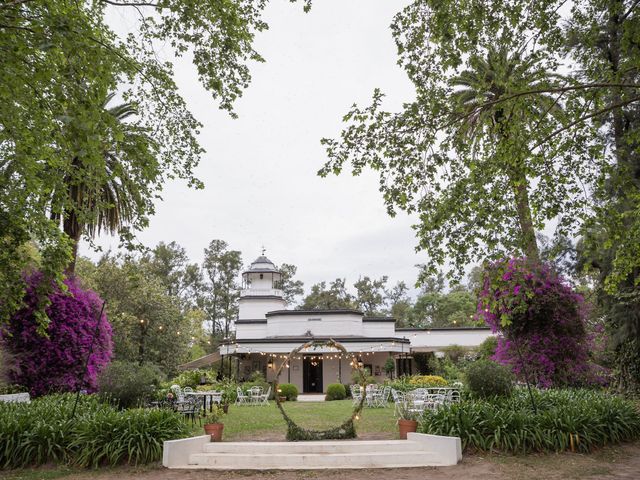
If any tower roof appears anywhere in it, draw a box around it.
[243,254,279,274]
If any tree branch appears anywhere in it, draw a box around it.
[446,82,640,128]
[532,95,640,151]
[621,0,640,21]
[98,0,160,7]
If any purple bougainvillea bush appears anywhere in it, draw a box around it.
[1,273,113,396]
[476,257,608,388]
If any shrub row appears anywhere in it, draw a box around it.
[387,375,448,392]
[0,393,189,468]
[420,388,640,454]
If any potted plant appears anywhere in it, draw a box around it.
[203,405,224,442]
[396,401,420,440]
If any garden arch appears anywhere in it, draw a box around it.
[271,338,368,441]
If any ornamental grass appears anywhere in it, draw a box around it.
[421,388,640,454]
[0,393,189,469]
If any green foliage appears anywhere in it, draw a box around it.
[200,240,242,340]
[300,278,355,310]
[283,416,356,441]
[98,361,165,409]
[387,375,448,392]
[353,275,388,315]
[466,360,514,398]
[170,369,214,389]
[411,288,477,327]
[384,357,396,376]
[478,336,498,359]
[77,254,197,373]
[421,389,640,453]
[278,263,305,307]
[202,405,224,425]
[278,383,299,401]
[325,384,347,401]
[0,0,311,327]
[0,393,189,468]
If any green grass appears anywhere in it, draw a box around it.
[191,400,398,440]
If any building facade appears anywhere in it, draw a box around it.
[221,255,492,393]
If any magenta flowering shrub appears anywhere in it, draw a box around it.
[1,273,113,396]
[476,258,606,388]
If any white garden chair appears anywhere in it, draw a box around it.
[258,386,271,406]
[236,387,249,405]
[351,384,363,406]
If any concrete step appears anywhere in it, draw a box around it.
[188,450,444,469]
[202,440,413,455]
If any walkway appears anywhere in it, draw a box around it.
[296,394,325,402]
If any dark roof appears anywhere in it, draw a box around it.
[243,254,278,274]
[396,326,492,331]
[240,295,286,301]
[363,316,396,323]
[265,309,363,317]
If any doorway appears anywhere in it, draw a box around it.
[303,355,323,393]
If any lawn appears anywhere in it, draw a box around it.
[191,400,398,441]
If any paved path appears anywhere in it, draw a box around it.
[297,394,325,402]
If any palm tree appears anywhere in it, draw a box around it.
[450,46,563,262]
[52,93,156,273]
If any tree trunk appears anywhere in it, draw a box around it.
[507,168,540,262]
[63,207,81,275]
[62,157,82,275]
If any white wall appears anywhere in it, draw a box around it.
[405,329,493,351]
[267,312,363,337]
[235,322,268,339]
[238,297,286,321]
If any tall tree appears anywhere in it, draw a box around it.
[300,279,355,310]
[200,240,242,344]
[319,1,597,281]
[0,0,310,326]
[142,241,202,309]
[50,94,156,273]
[278,263,305,306]
[76,254,195,373]
[353,275,388,315]
[384,280,413,325]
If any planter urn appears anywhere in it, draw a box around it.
[278,396,287,402]
[204,423,224,442]
[398,419,418,440]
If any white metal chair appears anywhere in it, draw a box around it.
[170,384,184,402]
[258,386,271,406]
[183,387,194,393]
[236,387,249,405]
[351,384,363,406]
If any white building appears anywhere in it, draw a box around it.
[218,254,493,393]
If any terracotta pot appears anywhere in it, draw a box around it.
[204,423,224,442]
[398,419,418,440]
[278,396,287,402]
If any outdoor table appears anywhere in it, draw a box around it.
[185,391,222,412]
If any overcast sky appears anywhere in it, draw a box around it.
[87,0,433,296]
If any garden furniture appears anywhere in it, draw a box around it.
[351,384,363,406]
[236,387,249,405]
[174,396,201,425]
[248,386,263,405]
[258,386,271,406]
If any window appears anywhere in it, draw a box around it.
[307,318,322,322]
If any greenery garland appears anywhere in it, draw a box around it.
[271,338,367,441]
